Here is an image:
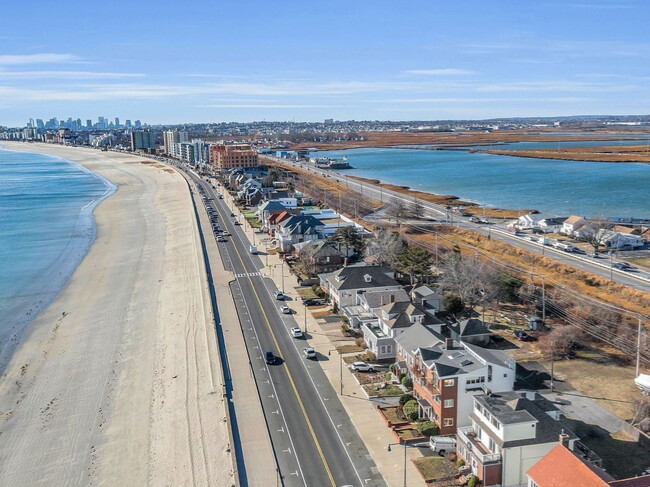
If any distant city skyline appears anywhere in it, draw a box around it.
[1,0,649,126]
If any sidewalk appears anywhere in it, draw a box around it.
[223,188,426,487]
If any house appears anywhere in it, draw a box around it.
[363,301,444,361]
[516,214,544,230]
[294,240,345,274]
[267,210,298,236]
[526,443,614,487]
[449,318,491,347]
[538,217,566,234]
[410,285,445,314]
[596,229,645,249]
[258,200,295,229]
[301,208,365,236]
[276,215,324,252]
[319,264,402,309]
[560,215,587,237]
[456,391,579,487]
[396,326,516,435]
[343,288,411,329]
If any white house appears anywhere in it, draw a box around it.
[516,214,544,230]
[410,285,445,314]
[560,215,587,237]
[538,217,566,234]
[596,229,645,249]
[456,391,578,487]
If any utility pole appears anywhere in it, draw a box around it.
[541,276,546,323]
[550,341,555,392]
[304,305,308,334]
[636,316,642,378]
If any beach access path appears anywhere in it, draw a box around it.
[0,144,232,486]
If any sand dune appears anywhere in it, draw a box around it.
[0,144,232,486]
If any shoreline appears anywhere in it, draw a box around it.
[0,144,116,373]
[0,143,231,486]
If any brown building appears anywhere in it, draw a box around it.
[209,144,258,170]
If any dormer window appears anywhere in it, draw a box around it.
[363,274,372,283]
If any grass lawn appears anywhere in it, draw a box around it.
[242,212,256,218]
[336,344,364,354]
[395,428,421,441]
[363,383,403,396]
[624,257,650,270]
[412,456,457,481]
[343,352,376,364]
[311,309,333,318]
[380,406,407,424]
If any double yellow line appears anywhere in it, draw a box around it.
[216,186,336,487]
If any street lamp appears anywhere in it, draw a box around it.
[304,304,308,334]
[328,349,343,395]
[387,442,408,487]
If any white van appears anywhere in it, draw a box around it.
[430,435,456,456]
[249,245,257,254]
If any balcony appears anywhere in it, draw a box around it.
[457,426,501,464]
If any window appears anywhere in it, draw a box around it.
[488,437,496,452]
[443,379,455,387]
[443,417,454,427]
[443,399,454,408]
[491,417,500,430]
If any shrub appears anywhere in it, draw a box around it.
[340,324,350,335]
[365,350,377,362]
[332,302,339,314]
[398,372,406,382]
[399,393,414,406]
[401,376,413,389]
[389,363,397,374]
[340,316,349,324]
[467,475,479,487]
[415,420,439,437]
[456,458,465,468]
[403,399,419,421]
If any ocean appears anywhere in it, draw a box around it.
[0,146,114,370]
[314,147,650,218]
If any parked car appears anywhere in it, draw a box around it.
[264,351,275,365]
[217,237,226,242]
[280,306,291,314]
[349,361,374,373]
[290,327,303,338]
[274,290,284,300]
[587,251,599,258]
[612,262,632,270]
[302,298,323,306]
[303,347,316,359]
[430,435,457,456]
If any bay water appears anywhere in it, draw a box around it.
[315,147,650,218]
[0,146,114,369]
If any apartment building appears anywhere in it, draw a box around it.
[395,324,516,436]
[163,130,188,156]
[457,391,579,487]
[209,144,259,169]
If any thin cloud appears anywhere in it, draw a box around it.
[405,69,474,76]
[198,104,336,108]
[0,70,144,79]
[0,53,80,65]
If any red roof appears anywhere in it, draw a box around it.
[527,444,613,487]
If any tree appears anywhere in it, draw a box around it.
[403,399,419,421]
[411,197,425,219]
[443,294,464,316]
[416,421,439,437]
[583,218,612,254]
[394,245,434,284]
[385,197,407,223]
[296,244,318,276]
[399,393,414,406]
[438,251,490,308]
[489,273,524,304]
[328,226,365,257]
[364,227,404,266]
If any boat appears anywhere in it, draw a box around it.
[634,374,650,395]
[310,156,353,170]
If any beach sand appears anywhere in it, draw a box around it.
[0,144,232,486]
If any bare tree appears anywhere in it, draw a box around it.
[364,227,405,266]
[438,251,492,308]
[386,197,407,223]
[582,218,613,254]
[411,197,425,220]
[297,244,318,277]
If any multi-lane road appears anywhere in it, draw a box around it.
[271,157,650,294]
[184,168,387,487]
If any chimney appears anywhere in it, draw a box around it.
[380,295,384,306]
[559,430,569,446]
[445,338,453,349]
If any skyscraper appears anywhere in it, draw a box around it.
[134,120,142,128]
[125,120,132,128]
[115,117,120,128]
[163,130,188,156]
[86,120,92,128]
[130,129,156,151]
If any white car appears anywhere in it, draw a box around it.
[303,347,316,359]
[280,306,291,314]
[350,361,374,373]
[290,327,303,338]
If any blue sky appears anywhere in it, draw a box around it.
[1,0,649,126]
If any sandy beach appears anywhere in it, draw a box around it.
[0,144,232,486]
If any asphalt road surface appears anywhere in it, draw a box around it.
[187,169,387,487]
